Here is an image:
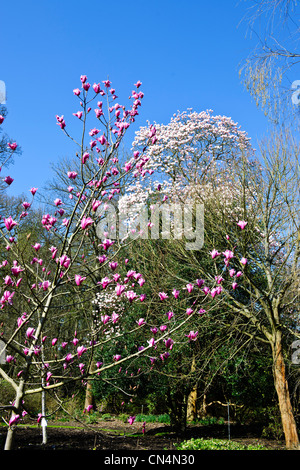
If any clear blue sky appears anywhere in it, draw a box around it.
[0,0,283,198]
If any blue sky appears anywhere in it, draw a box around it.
[0,0,294,198]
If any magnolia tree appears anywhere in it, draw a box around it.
[0,77,251,451]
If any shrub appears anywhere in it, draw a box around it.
[174,437,268,450]
[135,414,170,424]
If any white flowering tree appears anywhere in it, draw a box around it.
[121,114,300,449]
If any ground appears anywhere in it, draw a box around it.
[0,418,287,450]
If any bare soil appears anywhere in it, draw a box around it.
[0,418,287,451]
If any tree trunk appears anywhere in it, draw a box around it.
[187,387,197,422]
[4,380,25,450]
[84,363,95,412]
[272,331,299,449]
[186,355,197,422]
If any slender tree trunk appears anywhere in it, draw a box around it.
[272,331,299,450]
[186,355,197,422]
[84,363,95,411]
[4,380,25,450]
[187,387,197,422]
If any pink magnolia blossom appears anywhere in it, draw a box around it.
[81,217,94,230]
[32,243,41,251]
[223,249,234,260]
[67,171,77,179]
[75,274,86,286]
[210,249,220,259]
[158,292,168,301]
[172,289,180,299]
[4,176,13,185]
[77,345,87,357]
[26,327,36,339]
[126,290,137,302]
[240,257,248,265]
[82,152,89,164]
[115,284,125,296]
[237,220,247,230]
[186,331,198,342]
[186,283,194,293]
[4,216,18,231]
[73,111,83,119]
[8,142,17,151]
[128,416,135,425]
[164,338,174,350]
[9,414,20,426]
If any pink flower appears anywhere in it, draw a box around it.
[4,216,18,231]
[237,220,247,230]
[67,171,77,179]
[186,283,194,293]
[128,416,135,425]
[186,331,198,342]
[30,187,38,195]
[4,176,13,185]
[8,142,17,151]
[75,274,86,286]
[210,249,220,259]
[32,243,41,251]
[56,115,66,129]
[164,338,174,350]
[0,115,4,124]
[73,88,81,96]
[172,289,180,299]
[77,345,87,357]
[101,314,110,325]
[81,217,94,229]
[9,414,20,426]
[158,292,168,301]
[114,354,121,361]
[147,338,156,348]
[41,280,50,290]
[240,257,247,265]
[126,290,137,302]
[102,239,114,250]
[26,327,36,339]
[73,111,83,119]
[82,152,89,164]
[166,311,174,320]
[115,284,125,296]
[223,249,234,260]
[93,83,101,93]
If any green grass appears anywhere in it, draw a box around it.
[174,437,269,450]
